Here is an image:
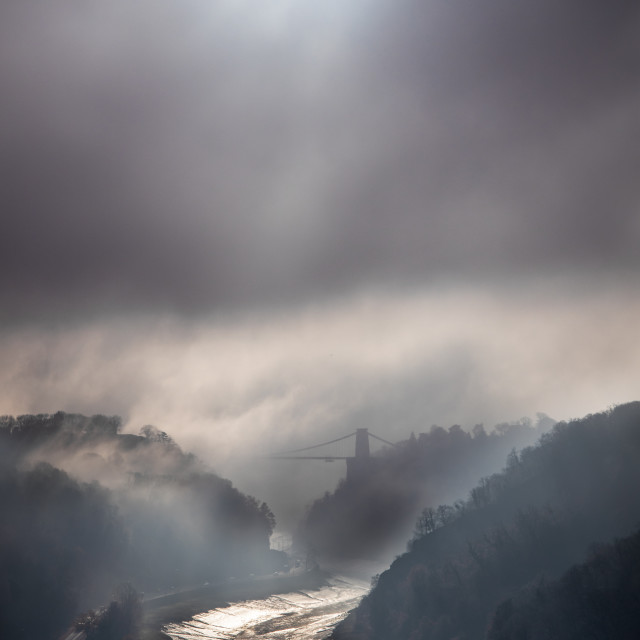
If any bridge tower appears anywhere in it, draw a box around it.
[347,428,373,482]
[354,428,370,459]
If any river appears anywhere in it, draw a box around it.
[162,574,369,640]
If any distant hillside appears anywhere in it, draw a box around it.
[297,415,553,559]
[0,412,278,640]
[332,402,640,640]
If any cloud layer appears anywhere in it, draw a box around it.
[2,1,638,319]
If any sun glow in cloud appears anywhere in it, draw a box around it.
[201,0,368,38]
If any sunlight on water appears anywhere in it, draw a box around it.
[164,576,369,639]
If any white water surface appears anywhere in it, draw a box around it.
[164,575,369,640]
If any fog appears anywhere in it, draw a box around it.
[1,284,640,525]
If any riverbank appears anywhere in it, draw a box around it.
[141,569,330,640]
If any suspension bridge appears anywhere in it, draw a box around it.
[268,428,397,480]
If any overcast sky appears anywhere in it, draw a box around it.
[1,1,639,477]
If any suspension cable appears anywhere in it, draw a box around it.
[270,432,356,455]
[368,432,398,447]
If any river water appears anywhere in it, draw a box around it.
[163,574,369,640]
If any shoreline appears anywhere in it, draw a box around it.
[141,569,330,640]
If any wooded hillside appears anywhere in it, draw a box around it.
[333,402,640,640]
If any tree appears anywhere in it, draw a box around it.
[414,507,437,538]
[260,502,276,537]
[77,583,142,640]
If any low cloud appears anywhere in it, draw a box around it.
[2,283,638,465]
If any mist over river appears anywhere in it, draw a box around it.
[163,574,369,640]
